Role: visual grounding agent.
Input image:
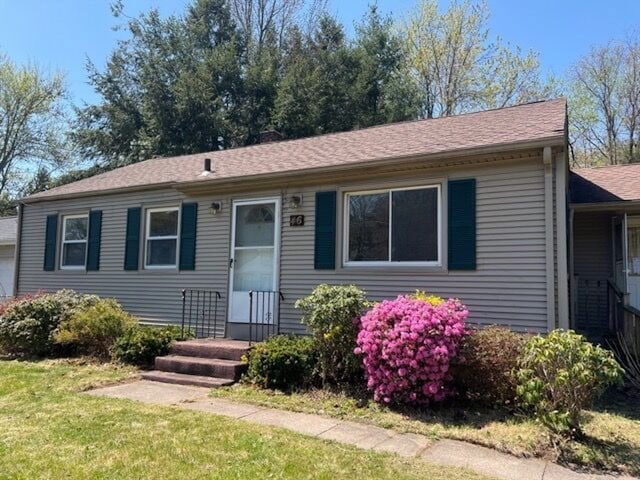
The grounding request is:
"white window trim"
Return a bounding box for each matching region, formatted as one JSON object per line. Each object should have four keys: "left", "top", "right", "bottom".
{"left": 60, "top": 214, "right": 89, "bottom": 270}
{"left": 343, "top": 184, "right": 442, "bottom": 267}
{"left": 144, "top": 206, "right": 180, "bottom": 269}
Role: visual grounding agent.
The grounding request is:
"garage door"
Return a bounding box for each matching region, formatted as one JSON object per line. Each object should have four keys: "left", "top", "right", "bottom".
{"left": 0, "top": 246, "right": 15, "bottom": 297}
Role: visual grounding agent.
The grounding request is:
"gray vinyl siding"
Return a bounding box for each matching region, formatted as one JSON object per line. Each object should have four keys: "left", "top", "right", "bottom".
{"left": 17, "top": 152, "right": 557, "bottom": 335}
{"left": 279, "top": 156, "right": 550, "bottom": 334}
{"left": 18, "top": 189, "right": 231, "bottom": 332}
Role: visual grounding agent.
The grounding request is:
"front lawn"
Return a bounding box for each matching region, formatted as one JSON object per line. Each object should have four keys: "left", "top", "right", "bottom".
{"left": 211, "top": 384, "right": 640, "bottom": 475}
{"left": 0, "top": 359, "right": 492, "bottom": 480}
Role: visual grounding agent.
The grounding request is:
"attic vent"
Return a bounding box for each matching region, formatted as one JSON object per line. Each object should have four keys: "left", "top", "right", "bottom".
{"left": 259, "top": 130, "right": 284, "bottom": 143}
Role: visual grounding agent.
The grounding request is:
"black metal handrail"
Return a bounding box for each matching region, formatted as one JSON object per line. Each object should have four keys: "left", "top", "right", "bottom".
{"left": 608, "top": 279, "right": 625, "bottom": 332}
{"left": 607, "top": 279, "right": 640, "bottom": 351}
{"left": 181, "top": 289, "right": 223, "bottom": 339}
{"left": 248, "top": 290, "right": 284, "bottom": 345}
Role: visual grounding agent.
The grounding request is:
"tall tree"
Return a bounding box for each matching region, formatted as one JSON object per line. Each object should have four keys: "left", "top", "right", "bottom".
{"left": 352, "top": 5, "right": 420, "bottom": 127}
{"left": 273, "top": 26, "right": 319, "bottom": 137}
{"left": 274, "top": 16, "right": 359, "bottom": 136}
{"left": 569, "top": 36, "right": 640, "bottom": 166}
{"left": 403, "top": 0, "right": 552, "bottom": 118}
{"left": 73, "top": 0, "right": 556, "bottom": 172}
{"left": 0, "top": 54, "right": 67, "bottom": 198}
{"left": 570, "top": 43, "right": 624, "bottom": 165}
{"left": 312, "top": 16, "right": 360, "bottom": 133}
{"left": 229, "top": 0, "right": 325, "bottom": 50}
{"left": 73, "top": 0, "right": 244, "bottom": 166}
{"left": 228, "top": 0, "right": 328, "bottom": 143}
{"left": 73, "top": 0, "right": 331, "bottom": 164}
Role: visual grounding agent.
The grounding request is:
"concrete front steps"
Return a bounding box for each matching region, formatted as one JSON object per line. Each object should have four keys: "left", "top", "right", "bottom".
{"left": 141, "top": 339, "right": 250, "bottom": 388}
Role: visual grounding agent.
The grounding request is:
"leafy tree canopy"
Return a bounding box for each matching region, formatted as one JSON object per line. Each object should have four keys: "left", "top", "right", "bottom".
{"left": 3, "top": 0, "right": 562, "bottom": 206}
{"left": 72, "top": 0, "right": 552, "bottom": 172}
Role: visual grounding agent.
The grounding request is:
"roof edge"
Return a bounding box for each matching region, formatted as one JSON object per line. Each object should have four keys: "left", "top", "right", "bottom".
{"left": 177, "top": 135, "right": 565, "bottom": 193}
{"left": 570, "top": 200, "right": 640, "bottom": 211}
{"left": 22, "top": 134, "right": 566, "bottom": 204}
{"left": 21, "top": 181, "right": 179, "bottom": 205}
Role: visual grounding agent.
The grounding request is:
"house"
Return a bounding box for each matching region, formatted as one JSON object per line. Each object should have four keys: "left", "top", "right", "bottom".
{"left": 15, "top": 99, "right": 572, "bottom": 342}
{"left": 570, "top": 164, "right": 640, "bottom": 343}
{"left": 0, "top": 216, "right": 17, "bottom": 298}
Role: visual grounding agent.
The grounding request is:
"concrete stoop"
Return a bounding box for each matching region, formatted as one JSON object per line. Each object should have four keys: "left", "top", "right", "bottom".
{"left": 141, "top": 339, "right": 250, "bottom": 388}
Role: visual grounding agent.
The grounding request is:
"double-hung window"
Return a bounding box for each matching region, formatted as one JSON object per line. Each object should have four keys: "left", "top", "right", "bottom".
{"left": 344, "top": 185, "right": 440, "bottom": 266}
{"left": 145, "top": 207, "right": 179, "bottom": 268}
{"left": 61, "top": 214, "right": 88, "bottom": 269}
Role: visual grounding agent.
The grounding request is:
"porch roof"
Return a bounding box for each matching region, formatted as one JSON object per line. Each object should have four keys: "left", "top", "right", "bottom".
{"left": 570, "top": 164, "right": 640, "bottom": 206}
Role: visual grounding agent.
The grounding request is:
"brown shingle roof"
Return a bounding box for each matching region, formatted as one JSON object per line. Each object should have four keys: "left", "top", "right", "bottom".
{"left": 25, "top": 98, "right": 567, "bottom": 202}
{"left": 571, "top": 164, "right": 640, "bottom": 203}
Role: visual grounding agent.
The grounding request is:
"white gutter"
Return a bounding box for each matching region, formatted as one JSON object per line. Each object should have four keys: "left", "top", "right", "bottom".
{"left": 555, "top": 151, "right": 569, "bottom": 329}
{"left": 543, "top": 146, "right": 556, "bottom": 331}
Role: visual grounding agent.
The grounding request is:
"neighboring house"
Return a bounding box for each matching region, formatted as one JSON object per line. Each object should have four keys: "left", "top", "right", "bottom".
{"left": 0, "top": 216, "right": 17, "bottom": 298}
{"left": 15, "top": 99, "right": 572, "bottom": 341}
{"left": 570, "top": 164, "right": 640, "bottom": 342}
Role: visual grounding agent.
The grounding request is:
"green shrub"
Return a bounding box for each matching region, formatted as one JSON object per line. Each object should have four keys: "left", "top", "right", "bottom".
{"left": 245, "top": 335, "right": 318, "bottom": 390}
{"left": 0, "top": 292, "right": 40, "bottom": 317}
{"left": 455, "top": 326, "right": 526, "bottom": 406}
{"left": 516, "top": 329, "right": 624, "bottom": 437}
{"left": 112, "top": 326, "right": 184, "bottom": 366}
{"left": 295, "top": 284, "right": 370, "bottom": 385}
{"left": 55, "top": 299, "right": 137, "bottom": 358}
{"left": 0, "top": 290, "right": 99, "bottom": 357}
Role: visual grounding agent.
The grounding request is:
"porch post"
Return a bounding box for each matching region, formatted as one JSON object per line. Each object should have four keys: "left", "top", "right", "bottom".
{"left": 556, "top": 152, "right": 570, "bottom": 329}
{"left": 569, "top": 208, "right": 576, "bottom": 328}
{"left": 623, "top": 213, "right": 629, "bottom": 299}
{"left": 543, "top": 147, "right": 556, "bottom": 331}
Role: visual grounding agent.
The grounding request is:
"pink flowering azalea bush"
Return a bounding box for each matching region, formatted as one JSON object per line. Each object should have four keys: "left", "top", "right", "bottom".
{"left": 355, "top": 295, "right": 469, "bottom": 405}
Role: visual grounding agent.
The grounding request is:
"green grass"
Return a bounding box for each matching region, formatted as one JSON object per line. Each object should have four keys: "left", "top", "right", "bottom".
{"left": 211, "top": 383, "right": 640, "bottom": 475}
{"left": 0, "top": 359, "right": 492, "bottom": 480}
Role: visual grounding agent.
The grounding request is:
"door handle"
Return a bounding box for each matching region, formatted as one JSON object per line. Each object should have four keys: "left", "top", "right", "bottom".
{"left": 229, "top": 258, "right": 234, "bottom": 268}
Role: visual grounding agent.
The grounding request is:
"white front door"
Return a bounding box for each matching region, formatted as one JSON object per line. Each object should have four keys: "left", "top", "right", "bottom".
{"left": 228, "top": 198, "right": 280, "bottom": 323}
{"left": 628, "top": 216, "right": 640, "bottom": 310}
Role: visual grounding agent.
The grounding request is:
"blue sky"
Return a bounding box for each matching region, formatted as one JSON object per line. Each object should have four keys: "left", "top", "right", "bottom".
{"left": 1, "top": 0, "right": 640, "bottom": 106}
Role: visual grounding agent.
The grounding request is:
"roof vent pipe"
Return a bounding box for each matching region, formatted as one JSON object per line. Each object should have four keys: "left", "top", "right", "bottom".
{"left": 199, "top": 158, "right": 213, "bottom": 177}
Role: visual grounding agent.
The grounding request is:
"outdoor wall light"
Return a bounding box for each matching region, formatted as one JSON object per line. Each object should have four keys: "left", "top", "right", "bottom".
{"left": 209, "top": 201, "right": 222, "bottom": 215}
{"left": 288, "top": 194, "right": 302, "bottom": 209}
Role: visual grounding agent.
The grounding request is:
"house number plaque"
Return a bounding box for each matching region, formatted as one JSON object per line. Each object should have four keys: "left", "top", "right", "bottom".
{"left": 289, "top": 215, "right": 305, "bottom": 226}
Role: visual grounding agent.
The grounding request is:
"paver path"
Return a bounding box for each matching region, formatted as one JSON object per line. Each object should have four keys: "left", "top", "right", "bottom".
{"left": 87, "top": 380, "right": 636, "bottom": 480}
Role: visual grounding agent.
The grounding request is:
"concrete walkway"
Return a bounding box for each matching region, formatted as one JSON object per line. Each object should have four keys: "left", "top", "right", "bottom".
{"left": 87, "top": 380, "right": 635, "bottom": 480}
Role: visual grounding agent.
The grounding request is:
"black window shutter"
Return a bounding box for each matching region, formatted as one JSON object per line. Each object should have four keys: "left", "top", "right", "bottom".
{"left": 86, "top": 210, "right": 103, "bottom": 271}
{"left": 124, "top": 207, "right": 141, "bottom": 271}
{"left": 314, "top": 191, "right": 337, "bottom": 270}
{"left": 179, "top": 202, "right": 198, "bottom": 271}
{"left": 43, "top": 214, "right": 58, "bottom": 271}
{"left": 448, "top": 179, "right": 476, "bottom": 270}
